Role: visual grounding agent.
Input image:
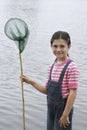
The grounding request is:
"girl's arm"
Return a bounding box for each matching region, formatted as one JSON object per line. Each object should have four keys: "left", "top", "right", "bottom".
{"left": 59, "top": 89, "right": 77, "bottom": 128}
{"left": 20, "top": 75, "right": 47, "bottom": 94}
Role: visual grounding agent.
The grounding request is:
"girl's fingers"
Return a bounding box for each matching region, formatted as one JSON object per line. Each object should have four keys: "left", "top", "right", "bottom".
{"left": 63, "top": 122, "right": 70, "bottom": 128}
{"left": 58, "top": 118, "right": 70, "bottom": 128}
{"left": 20, "top": 75, "right": 25, "bottom": 81}
{"left": 58, "top": 120, "right": 62, "bottom": 128}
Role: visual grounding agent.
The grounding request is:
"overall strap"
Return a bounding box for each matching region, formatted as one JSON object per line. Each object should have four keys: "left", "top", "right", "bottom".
{"left": 58, "top": 60, "right": 72, "bottom": 84}
{"left": 49, "top": 61, "right": 55, "bottom": 80}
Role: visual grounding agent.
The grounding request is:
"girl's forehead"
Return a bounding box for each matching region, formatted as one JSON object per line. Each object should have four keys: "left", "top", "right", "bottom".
{"left": 52, "top": 39, "right": 68, "bottom": 44}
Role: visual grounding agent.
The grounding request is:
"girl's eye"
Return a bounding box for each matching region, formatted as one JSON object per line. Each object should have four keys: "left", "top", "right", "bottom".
{"left": 60, "top": 45, "right": 65, "bottom": 48}
{"left": 52, "top": 45, "right": 65, "bottom": 48}
{"left": 53, "top": 45, "right": 58, "bottom": 48}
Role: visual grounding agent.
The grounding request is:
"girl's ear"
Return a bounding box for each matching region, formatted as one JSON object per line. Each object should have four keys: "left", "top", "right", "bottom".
{"left": 68, "top": 44, "right": 71, "bottom": 49}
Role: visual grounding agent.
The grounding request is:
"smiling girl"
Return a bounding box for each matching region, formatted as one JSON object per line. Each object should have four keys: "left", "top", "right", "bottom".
{"left": 20, "top": 31, "right": 79, "bottom": 130}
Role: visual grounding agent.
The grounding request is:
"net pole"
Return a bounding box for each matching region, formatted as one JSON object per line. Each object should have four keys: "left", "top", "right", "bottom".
{"left": 19, "top": 52, "right": 26, "bottom": 130}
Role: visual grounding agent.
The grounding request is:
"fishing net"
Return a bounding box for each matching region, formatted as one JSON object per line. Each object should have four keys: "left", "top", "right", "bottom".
{"left": 4, "top": 18, "right": 30, "bottom": 130}
{"left": 4, "top": 18, "right": 29, "bottom": 53}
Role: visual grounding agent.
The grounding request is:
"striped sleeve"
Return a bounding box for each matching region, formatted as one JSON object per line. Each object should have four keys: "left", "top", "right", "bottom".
{"left": 67, "top": 62, "right": 79, "bottom": 89}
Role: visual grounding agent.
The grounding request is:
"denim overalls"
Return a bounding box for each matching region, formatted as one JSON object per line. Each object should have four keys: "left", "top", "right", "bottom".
{"left": 46, "top": 60, "right": 73, "bottom": 130}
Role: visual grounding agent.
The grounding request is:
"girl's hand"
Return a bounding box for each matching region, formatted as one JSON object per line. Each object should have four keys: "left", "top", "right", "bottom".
{"left": 20, "top": 75, "right": 32, "bottom": 84}
{"left": 58, "top": 114, "right": 70, "bottom": 128}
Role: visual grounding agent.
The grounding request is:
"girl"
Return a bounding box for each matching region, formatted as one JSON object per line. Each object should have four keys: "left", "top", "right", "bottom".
{"left": 20, "top": 31, "right": 79, "bottom": 130}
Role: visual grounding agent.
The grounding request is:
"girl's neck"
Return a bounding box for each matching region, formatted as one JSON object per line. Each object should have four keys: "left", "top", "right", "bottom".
{"left": 56, "top": 56, "right": 69, "bottom": 64}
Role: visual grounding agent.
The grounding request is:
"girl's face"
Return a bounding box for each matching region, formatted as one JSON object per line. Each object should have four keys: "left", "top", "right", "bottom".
{"left": 51, "top": 39, "right": 71, "bottom": 61}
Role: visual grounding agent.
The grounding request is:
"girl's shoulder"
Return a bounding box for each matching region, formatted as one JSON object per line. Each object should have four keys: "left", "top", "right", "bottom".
{"left": 67, "top": 59, "right": 79, "bottom": 73}
{"left": 68, "top": 60, "right": 78, "bottom": 68}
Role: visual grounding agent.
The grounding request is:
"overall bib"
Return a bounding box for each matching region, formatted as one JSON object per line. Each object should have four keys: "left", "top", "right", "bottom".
{"left": 46, "top": 60, "right": 73, "bottom": 130}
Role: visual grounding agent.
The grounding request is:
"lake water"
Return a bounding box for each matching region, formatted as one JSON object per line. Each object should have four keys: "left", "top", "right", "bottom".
{"left": 0, "top": 0, "right": 87, "bottom": 130}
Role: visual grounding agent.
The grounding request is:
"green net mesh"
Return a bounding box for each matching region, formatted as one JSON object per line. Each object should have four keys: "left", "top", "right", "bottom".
{"left": 4, "top": 18, "right": 29, "bottom": 53}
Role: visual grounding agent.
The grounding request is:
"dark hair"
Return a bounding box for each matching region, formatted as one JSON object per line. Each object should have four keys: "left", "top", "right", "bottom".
{"left": 50, "top": 31, "right": 71, "bottom": 46}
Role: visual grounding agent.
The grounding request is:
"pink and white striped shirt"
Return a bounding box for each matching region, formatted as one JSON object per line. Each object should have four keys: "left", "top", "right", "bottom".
{"left": 46, "top": 58, "right": 79, "bottom": 98}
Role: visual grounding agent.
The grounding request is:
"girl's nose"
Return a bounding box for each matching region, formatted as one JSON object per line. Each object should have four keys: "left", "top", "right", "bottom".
{"left": 56, "top": 47, "right": 61, "bottom": 51}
